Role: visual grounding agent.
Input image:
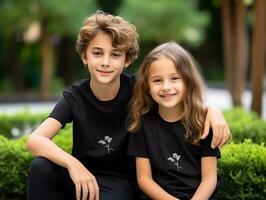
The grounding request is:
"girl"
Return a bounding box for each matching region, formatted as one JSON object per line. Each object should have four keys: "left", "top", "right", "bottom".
{"left": 127, "top": 42, "right": 220, "bottom": 200}
{"left": 26, "top": 11, "right": 228, "bottom": 200}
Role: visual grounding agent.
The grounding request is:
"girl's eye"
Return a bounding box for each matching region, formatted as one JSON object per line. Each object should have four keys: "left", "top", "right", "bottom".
{"left": 171, "top": 76, "right": 180, "bottom": 81}
{"left": 153, "top": 79, "right": 161, "bottom": 83}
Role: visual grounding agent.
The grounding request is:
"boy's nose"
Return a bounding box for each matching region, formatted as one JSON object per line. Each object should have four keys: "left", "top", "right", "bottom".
{"left": 102, "top": 55, "right": 110, "bottom": 67}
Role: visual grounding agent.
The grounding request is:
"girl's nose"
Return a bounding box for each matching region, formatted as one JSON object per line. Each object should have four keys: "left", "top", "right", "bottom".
{"left": 162, "top": 80, "right": 171, "bottom": 90}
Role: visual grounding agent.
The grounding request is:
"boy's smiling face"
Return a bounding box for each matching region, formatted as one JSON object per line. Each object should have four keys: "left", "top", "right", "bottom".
{"left": 82, "top": 31, "right": 128, "bottom": 86}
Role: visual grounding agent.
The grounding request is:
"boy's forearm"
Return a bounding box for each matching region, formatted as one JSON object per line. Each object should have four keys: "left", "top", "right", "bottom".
{"left": 26, "top": 118, "right": 75, "bottom": 169}
{"left": 26, "top": 134, "right": 73, "bottom": 169}
{"left": 204, "top": 106, "right": 231, "bottom": 148}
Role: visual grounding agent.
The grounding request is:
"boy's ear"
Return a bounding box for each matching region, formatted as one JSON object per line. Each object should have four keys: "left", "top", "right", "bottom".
{"left": 124, "top": 61, "right": 131, "bottom": 69}
{"left": 81, "top": 53, "right": 87, "bottom": 64}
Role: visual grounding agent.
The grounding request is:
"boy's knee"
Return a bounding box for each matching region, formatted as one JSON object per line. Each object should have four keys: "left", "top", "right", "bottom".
{"left": 29, "top": 157, "right": 56, "bottom": 178}
{"left": 27, "top": 157, "right": 60, "bottom": 199}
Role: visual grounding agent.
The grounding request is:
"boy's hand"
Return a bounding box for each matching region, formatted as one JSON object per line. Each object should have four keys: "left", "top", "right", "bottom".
{"left": 201, "top": 106, "right": 231, "bottom": 148}
{"left": 67, "top": 157, "right": 99, "bottom": 200}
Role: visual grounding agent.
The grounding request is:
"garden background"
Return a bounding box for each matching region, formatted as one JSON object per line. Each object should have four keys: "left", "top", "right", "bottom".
{"left": 0, "top": 0, "right": 265, "bottom": 199}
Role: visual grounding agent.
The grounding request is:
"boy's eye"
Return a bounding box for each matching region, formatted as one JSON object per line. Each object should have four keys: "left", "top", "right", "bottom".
{"left": 112, "top": 52, "right": 122, "bottom": 57}
{"left": 92, "top": 51, "right": 102, "bottom": 56}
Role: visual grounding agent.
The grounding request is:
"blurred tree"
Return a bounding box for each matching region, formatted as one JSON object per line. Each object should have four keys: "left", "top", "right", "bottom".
{"left": 119, "top": 0, "right": 210, "bottom": 47}
{"left": 221, "top": 0, "right": 266, "bottom": 116}
{"left": 27, "top": 0, "right": 97, "bottom": 99}
{"left": 193, "top": 0, "right": 224, "bottom": 81}
{"left": 0, "top": 0, "right": 97, "bottom": 99}
{"left": 0, "top": 0, "right": 30, "bottom": 93}
{"left": 97, "top": 0, "right": 122, "bottom": 14}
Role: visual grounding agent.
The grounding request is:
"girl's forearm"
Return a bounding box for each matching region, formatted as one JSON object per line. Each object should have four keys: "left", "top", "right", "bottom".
{"left": 191, "top": 176, "right": 217, "bottom": 200}
{"left": 138, "top": 176, "right": 178, "bottom": 200}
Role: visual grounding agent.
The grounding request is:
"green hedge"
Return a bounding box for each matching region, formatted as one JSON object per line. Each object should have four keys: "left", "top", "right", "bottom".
{"left": 0, "top": 128, "right": 72, "bottom": 197}
{"left": 224, "top": 107, "right": 266, "bottom": 144}
{"left": 1, "top": 108, "right": 266, "bottom": 143}
{"left": 0, "top": 134, "right": 265, "bottom": 199}
{"left": 218, "top": 140, "right": 266, "bottom": 199}
{"left": 0, "top": 111, "right": 47, "bottom": 139}
{"left": 0, "top": 136, "right": 32, "bottom": 195}
{"left": 0, "top": 108, "right": 266, "bottom": 198}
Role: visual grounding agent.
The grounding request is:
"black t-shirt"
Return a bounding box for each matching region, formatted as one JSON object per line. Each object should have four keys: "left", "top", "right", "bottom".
{"left": 127, "top": 112, "right": 220, "bottom": 199}
{"left": 49, "top": 73, "right": 136, "bottom": 180}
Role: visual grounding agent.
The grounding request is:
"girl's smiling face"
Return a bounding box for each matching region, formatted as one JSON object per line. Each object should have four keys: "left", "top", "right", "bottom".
{"left": 148, "top": 55, "right": 185, "bottom": 115}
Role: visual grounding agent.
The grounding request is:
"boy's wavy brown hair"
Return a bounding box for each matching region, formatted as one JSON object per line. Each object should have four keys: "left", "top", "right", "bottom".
{"left": 76, "top": 10, "right": 139, "bottom": 64}
{"left": 127, "top": 42, "right": 207, "bottom": 144}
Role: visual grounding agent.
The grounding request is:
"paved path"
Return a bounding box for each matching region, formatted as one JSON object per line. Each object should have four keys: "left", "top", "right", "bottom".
{"left": 0, "top": 88, "right": 265, "bottom": 119}
{"left": 205, "top": 88, "right": 266, "bottom": 119}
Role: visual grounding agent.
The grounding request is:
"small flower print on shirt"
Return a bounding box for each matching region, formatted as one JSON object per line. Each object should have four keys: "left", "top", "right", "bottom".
{"left": 98, "top": 135, "right": 114, "bottom": 154}
{"left": 167, "top": 153, "right": 183, "bottom": 171}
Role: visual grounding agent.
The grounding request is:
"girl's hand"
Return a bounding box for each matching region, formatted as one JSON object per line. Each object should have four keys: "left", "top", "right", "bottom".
{"left": 201, "top": 106, "right": 231, "bottom": 148}
{"left": 67, "top": 157, "right": 99, "bottom": 200}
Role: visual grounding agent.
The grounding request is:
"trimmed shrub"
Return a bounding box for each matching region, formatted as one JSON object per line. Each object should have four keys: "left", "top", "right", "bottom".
{"left": 0, "top": 127, "right": 72, "bottom": 197}
{"left": 224, "top": 107, "right": 266, "bottom": 144}
{"left": 218, "top": 140, "right": 266, "bottom": 199}
{"left": 0, "top": 108, "right": 266, "bottom": 199}
{"left": 0, "top": 135, "right": 32, "bottom": 195}
{"left": 0, "top": 135, "right": 265, "bottom": 199}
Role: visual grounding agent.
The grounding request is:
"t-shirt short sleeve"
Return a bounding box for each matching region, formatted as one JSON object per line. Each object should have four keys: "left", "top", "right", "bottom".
{"left": 200, "top": 129, "right": 221, "bottom": 158}
{"left": 48, "top": 96, "right": 73, "bottom": 128}
{"left": 127, "top": 125, "right": 149, "bottom": 158}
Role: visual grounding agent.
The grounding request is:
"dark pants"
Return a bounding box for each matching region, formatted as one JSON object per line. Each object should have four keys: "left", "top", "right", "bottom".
{"left": 26, "top": 157, "right": 141, "bottom": 200}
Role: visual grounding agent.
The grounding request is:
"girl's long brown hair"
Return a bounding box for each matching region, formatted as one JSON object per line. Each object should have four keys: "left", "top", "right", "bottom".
{"left": 127, "top": 41, "right": 207, "bottom": 144}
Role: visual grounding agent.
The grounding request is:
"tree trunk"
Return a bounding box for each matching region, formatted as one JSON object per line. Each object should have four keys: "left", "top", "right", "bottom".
{"left": 221, "top": 0, "right": 247, "bottom": 106}
{"left": 221, "top": 0, "right": 233, "bottom": 95}
{"left": 40, "top": 19, "right": 55, "bottom": 100}
{"left": 232, "top": 0, "right": 247, "bottom": 105}
{"left": 251, "top": 0, "right": 266, "bottom": 115}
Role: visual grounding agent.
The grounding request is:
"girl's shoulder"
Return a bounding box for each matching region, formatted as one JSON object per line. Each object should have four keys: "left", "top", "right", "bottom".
{"left": 141, "top": 110, "right": 158, "bottom": 125}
